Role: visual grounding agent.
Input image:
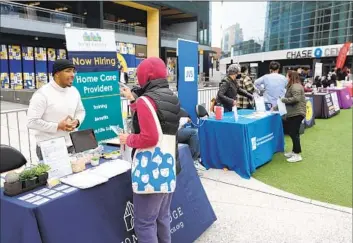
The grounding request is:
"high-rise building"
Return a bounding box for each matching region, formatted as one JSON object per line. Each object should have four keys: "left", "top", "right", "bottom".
{"left": 221, "top": 23, "right": 243, "bottom": 56}
{"left": 264, "top": 1, "right": 353, "bottom": 51}
{"left": 220, "top": 1, "right": 353, "bottom": 77}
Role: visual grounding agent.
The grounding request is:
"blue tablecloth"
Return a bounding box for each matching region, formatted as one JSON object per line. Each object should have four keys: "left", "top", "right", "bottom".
{"left": 1, "top": 145, "right": 216, "bottom": 243}
{"left": 199, "top": 109, "right": 284, "bottom": 179}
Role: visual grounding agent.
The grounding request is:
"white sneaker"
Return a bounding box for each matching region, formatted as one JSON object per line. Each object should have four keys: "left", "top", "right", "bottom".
{"left": 287, "top": 154, "right": 303, "bottom": 163}
{"left": 194, "top": 160, "right": 207, "bottom": 171}
{"left": 284, "top": 152, "right": 295, "bottom": 158}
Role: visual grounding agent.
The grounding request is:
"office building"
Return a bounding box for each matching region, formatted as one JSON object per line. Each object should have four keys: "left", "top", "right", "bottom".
{"left": 221, "top": 1, "right": 353, "bottom": 77}
{"left": 221, "top": 23, "right": 243, "bottom": 56}
{"left": 0, "top": 1, "right": 213, "bottom": 103}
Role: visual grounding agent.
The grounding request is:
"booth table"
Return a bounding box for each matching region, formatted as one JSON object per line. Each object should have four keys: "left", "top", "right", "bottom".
{"left": 1, "top": 145, "right": 216, "bottom": 243}
{"left": 343, "top": 83, "right": 353, "bottom": 97}
{"left": 305, "top": 93, "right": 340, "bottom": 118}
{"left": 199, "top": 109, "right": 284, "bottom": 179}
{"left": 327, "top": 87, "right": 352, "bottom": 109}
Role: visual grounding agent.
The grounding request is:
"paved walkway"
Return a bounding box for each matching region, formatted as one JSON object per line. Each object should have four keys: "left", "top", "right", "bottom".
{"left": 196, "top": 169, "right": 352, "bottom": 243}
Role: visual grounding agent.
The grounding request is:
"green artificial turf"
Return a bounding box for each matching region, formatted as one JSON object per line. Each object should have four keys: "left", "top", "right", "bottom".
{"left": 253, "top": 109, "right": 353, "bottom": 208}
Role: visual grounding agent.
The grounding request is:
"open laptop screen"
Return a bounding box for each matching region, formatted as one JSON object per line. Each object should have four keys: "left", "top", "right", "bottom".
{"left": 70, "top": 129, "right": 98, "bottom": 153}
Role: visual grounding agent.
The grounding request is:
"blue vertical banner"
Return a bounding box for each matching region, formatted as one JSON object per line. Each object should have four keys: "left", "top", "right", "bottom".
{"left": 8, "top": 45, "right": 23, "bottom": 90}
{"left": 177, "top": 39, "right": 199, "bottom": 123}
{"left": 47, "top": 48, "right": 56, "bottom": 82}
{"left": 65, "top": 27, "right": 123, "bottom": 142}
{"left": 21, "top": 46, "right": 35, "bottom": 89}
{"left": 35, "top": 47, "right": 48, "bottom": 89}
{"left": 0, "top": 44, "right": 10, "bottom": 88}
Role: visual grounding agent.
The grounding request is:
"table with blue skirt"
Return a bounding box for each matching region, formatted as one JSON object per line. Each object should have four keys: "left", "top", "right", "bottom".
{"left": 199, "top": 109, "right": 284, "bottom": 179}
{"left": 1, "top": 145, "right": 216, "bottom": 243}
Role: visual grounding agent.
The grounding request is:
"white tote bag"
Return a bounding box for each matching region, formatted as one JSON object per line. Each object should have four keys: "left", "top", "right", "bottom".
{"left": 131, "top": 96, "right": 177, "bottom": 194}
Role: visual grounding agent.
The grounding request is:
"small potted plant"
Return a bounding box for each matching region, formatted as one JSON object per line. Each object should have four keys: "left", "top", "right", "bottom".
{"left": 91, "top": 156, "right": 99, "bottom": 166}
{"left": 20, "top": 168, "right": 37, "bottom": 188}
{"left": 4, "top": 172, "right": 22, "bottom": 195}
{"left": 35, "top": 164, "right": 50, "bottom": 184}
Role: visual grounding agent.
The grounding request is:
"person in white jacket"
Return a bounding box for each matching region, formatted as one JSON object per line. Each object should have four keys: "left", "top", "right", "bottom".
{"left": 27, "top": 59, "right": 85, "bottom": 160}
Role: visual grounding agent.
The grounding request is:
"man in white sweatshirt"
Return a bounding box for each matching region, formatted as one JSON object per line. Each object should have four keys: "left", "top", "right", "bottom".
{"left": 27, "top": 59, "right": 86, "bottom": 160}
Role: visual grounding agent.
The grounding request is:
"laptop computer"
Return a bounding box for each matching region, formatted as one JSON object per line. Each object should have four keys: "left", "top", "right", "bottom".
{"left": 70, "top": 129, "right": 98, "bottom": 153}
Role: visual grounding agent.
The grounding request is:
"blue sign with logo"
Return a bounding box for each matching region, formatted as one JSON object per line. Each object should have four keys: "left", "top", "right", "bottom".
{"left": 314, "top": 48, "right": 323, "bottom": 58}
{"left": 177, "top": 39, "right": 199, "bottom": 123}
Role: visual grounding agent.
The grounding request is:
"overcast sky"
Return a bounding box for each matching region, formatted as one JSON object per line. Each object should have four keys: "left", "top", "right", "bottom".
{"left": 211, "top": 2, "right": 268, "bottom": 47}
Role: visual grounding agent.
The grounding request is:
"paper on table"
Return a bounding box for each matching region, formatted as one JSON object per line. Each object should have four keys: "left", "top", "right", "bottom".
{"left": 63, "top": 187, "right": 78, "bottom": 193}
{"left": 40, "top": 137, "right": 73, "bottom": 179}
{"left": 255, "top": 96, "right": 266, "bottom": 112}
{"left": 34, "top": 188, "right": 49, "bottom": 195}
{"left": 48, "top": 192, "right": 64, "bottom": 199}
{"left": 88, "top": 159, "right": 131, "bottom": 179}
{"left": 60, "top": 170, "right": 108, "bottom": 189}
{"left": 54, "top": 185, "right": 70, "bottom": 191}
{"left": 277, "top": 98, "right": 287, "bottom": 116}
{"left": 26, "top": 195, "right": 43, "bottom": 203}
{"left": 41, "top": 190, "right": 57, "bottom": 197}
{"left": 33, "top": 198, "right": 50, "bottom": 205}
{"left": 18, "top": 193, "right": 35, "bottom": 201}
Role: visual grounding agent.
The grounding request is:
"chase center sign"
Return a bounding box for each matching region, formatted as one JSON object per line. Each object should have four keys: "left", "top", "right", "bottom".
{"left": 286, "top": 44, "right": 353, "bottom": 59}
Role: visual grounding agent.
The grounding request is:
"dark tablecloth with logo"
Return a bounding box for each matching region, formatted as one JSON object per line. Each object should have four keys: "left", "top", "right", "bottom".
{"left": 305, "top": 93, "right": 340, "bottom": 118}
{"left": 199, "top": 109, "right": 284, "bottom": 179}
{"left": 0, "top": 145, "right": 216, "bottom": 243}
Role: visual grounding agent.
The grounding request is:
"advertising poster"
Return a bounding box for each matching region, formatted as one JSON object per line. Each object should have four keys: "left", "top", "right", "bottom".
{"left": 117, "top": 42, "right": 137, "bottom": 83}
{"left": 35, "top": 47, "right": 48, "bottom": 88}
{"left": 65, "top": 27, "right": 123, "bottom": 142}
{"left": 56, "top": 49, "right": 67, "bottom": 60}
{"left": 167, "top": 57, "right": 177, "bottom": 82}
{"left": 0, "top": 44, "right": 10, "bottom": 88}
{"left": 47, "top": 48, "right": 56, "bottom": 82}
{"left": 21, "top": 46, "right": 35, "bottom": 89}
{"left": 8, "top": 45, "right": 23, "bottom": 90}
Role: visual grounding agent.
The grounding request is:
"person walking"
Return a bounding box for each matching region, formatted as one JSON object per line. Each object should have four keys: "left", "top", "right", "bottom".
{"left": 274, "top": 70, "right": 306, "bottom": 163}
{"left": 119, "top": 57, "right": 181, "bottom": 243}
{"left": 27, "top": 59, "right": 85, "bottom": 160}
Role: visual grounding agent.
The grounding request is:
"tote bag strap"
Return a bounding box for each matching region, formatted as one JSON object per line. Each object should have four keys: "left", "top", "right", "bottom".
{"left": 139, "top": 96, "right": 163, "bottom": 141}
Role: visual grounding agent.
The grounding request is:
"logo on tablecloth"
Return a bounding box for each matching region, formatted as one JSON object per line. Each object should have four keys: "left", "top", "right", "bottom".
{"left": 124, "top": 201, "right": 134, "bottom": 232}
{"left": 251, "top": 137, "right": 257, "bottom": 150}
{"left": 251, "top": 133, "right": 274, "bottom": 151}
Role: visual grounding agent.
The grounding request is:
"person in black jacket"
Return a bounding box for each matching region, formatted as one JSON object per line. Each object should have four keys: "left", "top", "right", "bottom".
{"left": 216, "top": 64, "right": 253, "bottom": 112}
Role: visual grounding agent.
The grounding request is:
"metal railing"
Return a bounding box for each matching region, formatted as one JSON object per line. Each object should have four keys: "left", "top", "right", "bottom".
{"left": 0, "top": 1, "right": 86, "bottom": 27}
{"left": 103, "top": 20, "right": 146, "bottom": 37}
{"left": 161, "top": 30, "right": 197, "bottom": 41}
{"left": 0, "top": 87, "right": 218, "bottom": 166}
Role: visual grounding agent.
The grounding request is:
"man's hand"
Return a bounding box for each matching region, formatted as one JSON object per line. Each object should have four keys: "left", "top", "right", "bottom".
{"left": 69, "top": 119, "right": 79, "bottom": 128}
{"left": 58, "top": 116, "right": 75, "bottom": 132}
{"left": 233, "top": 100, "right": 237, "bottom": 106}
{"left": 119, "top": 133, "right": 129, "bottom": 145}
{"left": 121, "top": 87, "right": 135, "bottom": 101}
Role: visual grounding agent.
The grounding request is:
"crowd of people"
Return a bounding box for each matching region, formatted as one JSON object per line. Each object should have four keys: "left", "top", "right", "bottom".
{"left": 213, "top": 61, "right": 307, "bottom": 163}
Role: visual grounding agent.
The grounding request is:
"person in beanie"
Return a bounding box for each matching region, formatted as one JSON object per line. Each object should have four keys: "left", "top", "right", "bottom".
{"left": 119, "top": 57, "right": 180, "bottom": 243}
{"left": 216, "top": 64, "right": 253, "bottom": 112}
{"left": 27, "top": 59, "right": 85, "bottom": 160}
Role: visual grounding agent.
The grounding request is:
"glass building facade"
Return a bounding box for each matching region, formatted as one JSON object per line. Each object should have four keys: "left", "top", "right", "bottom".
{"left": 264, "top": 1, "right": 353, "bottom": 52}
